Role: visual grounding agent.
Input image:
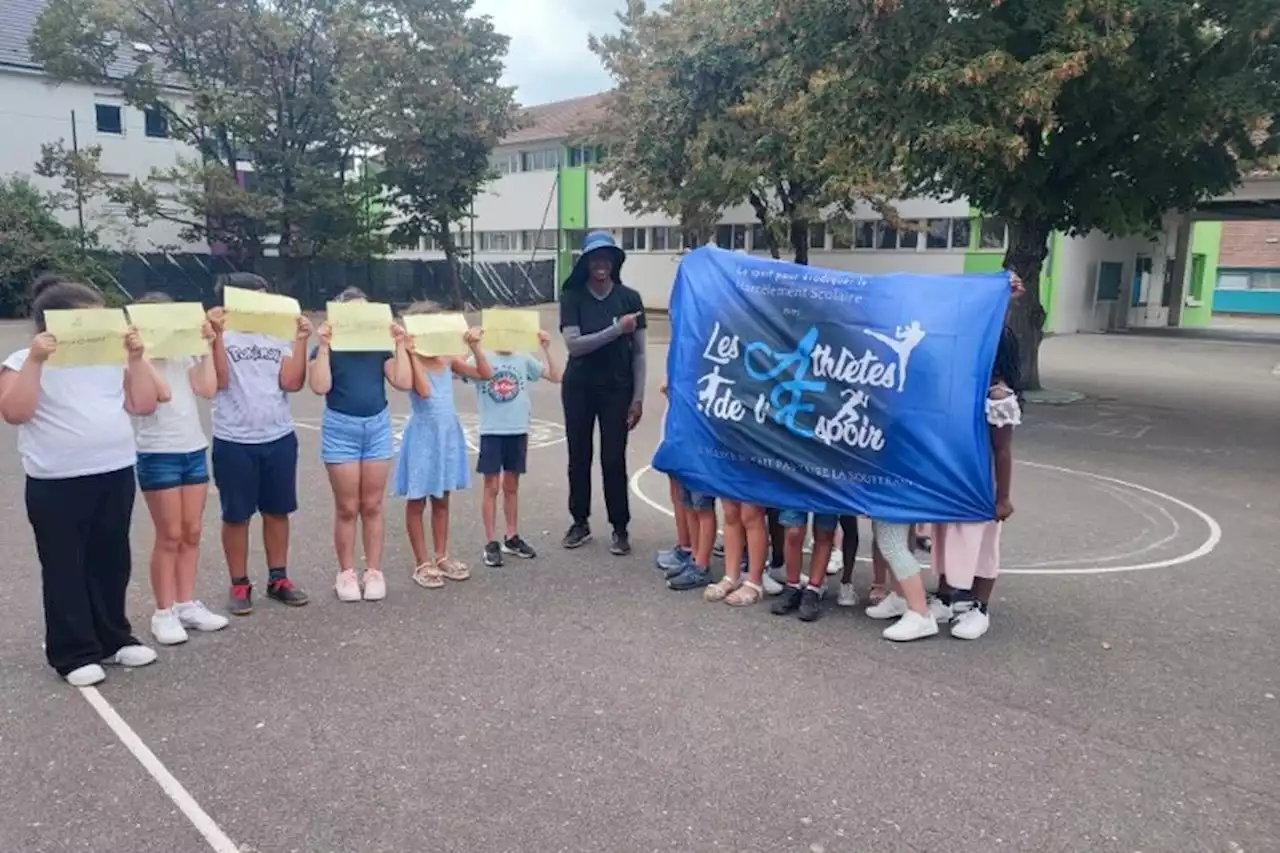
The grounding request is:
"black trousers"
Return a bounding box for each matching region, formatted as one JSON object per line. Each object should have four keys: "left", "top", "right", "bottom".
{"left": 562, "top": 380, "right": 632, "bottom": 530}
{"left": 26, "top": 467, "right": 139, "bottom": 676}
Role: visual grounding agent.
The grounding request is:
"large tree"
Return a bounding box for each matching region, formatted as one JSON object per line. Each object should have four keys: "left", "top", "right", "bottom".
{"left": 30, "top": 0, "right": 390, "bottom": 289}
{"left": 366, "top": 0, "right": 520, "bottom": 309}
{"left": 785, "top": 0, "right": 1280, "bottom": 387}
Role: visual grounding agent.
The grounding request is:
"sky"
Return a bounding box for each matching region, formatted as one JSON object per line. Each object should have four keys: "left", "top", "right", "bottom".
{"left": 471, "top": 0, "right": 626, "bottom": 106}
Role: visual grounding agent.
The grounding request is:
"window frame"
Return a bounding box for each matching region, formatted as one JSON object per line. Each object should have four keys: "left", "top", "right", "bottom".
{"left": 143, "top": 107, "right": 168, "bottom": 139}
{"left": 95, "top": 103, "right": 123, "bottom": 135}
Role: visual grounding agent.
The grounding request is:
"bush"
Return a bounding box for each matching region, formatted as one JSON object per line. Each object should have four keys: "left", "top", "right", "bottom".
{"left": 0, "top": 176, "right": 106, "bottom": 317}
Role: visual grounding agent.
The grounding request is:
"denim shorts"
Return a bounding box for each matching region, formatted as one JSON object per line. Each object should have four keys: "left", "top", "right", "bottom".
{"left": 680, "top": 484, "right": 716, "bottom": 511}
{"left": 136, "top": 450, "right": 209, "bottom": 492}
{"left": 212, "top": 433, "right": 298, "bottom": 523}
{"left": 320, "top": 407, "right": 393, "bottom": 464}
{"left": 778, "top": 510, "right": 839, "bottom": 532}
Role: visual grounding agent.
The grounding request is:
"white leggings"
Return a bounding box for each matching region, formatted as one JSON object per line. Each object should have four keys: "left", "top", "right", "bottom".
{"left": 872, "top": 521, "right": 921, "bottom": 581}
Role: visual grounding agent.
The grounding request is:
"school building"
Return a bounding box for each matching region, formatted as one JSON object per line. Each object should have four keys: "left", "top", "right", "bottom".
{"left": 391, "top": 93, "right": 1280, "bottom": 332}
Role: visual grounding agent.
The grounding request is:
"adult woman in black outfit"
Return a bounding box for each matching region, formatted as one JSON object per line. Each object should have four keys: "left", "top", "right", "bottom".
{"left": 558, "top": 231, "right": 647, "bottom": 555}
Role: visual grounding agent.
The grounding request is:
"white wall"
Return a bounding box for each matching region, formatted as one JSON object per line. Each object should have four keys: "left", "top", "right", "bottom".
{"left": 1050, "top": 220, "right": 1180, "bottom": 334}
{"left": 0, "top": 68, "right": 202, "bottom": 252}
{"left": 471, "top": 170, "right": 558, "bottom": 232}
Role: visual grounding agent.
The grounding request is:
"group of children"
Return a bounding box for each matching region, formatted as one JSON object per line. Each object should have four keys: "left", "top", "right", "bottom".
{"left": 651, "top": 322, "right": 1022, "bottom": 643}
{"left": 1, "top": 273, "right": 559, "bottom": 688}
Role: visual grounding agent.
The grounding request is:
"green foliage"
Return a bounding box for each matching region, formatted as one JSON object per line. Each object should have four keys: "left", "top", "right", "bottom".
{"left": 780, "top": 0, "right": 1280, "bottom": 385}
{"left": 30, "top": 0, "right": 393, "bottom": 276}
{"left": 367, "top": 0, "right": 520, "bottom": 307}
{"left": 0, "top": 176, "right": 118, "bottom": 316}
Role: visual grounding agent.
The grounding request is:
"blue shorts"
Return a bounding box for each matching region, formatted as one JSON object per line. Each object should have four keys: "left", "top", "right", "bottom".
{"left": 778, "top": 510, "right": 839, "bottom": 532}
{"left": 681, "top": 485, "right": 716, "bottom": 511}
{"left": 477, "top": 434, "right": 528, "bottom": 475}
{"left": 136, "top": 450, "right": 209, "bottom": 492}
{"left": 321, "top": 407, "right": 393, "bottom": 464}
{"left": 211, "top": 432, "right": 299, "bottom": 523}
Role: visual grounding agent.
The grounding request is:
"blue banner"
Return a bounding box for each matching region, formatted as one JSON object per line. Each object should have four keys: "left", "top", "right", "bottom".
{"left": 652, "top": 248, "right": 1011, "bottom": 523}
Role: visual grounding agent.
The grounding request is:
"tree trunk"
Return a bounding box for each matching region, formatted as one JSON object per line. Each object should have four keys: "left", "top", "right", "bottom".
{"left": 746, "top": 193, "right": 782, "bottom": 259}
{"left": 790, "top": 217, "right": 809, "bottom": 266}
{"left": 440, "top": 239, "right": 464, "bottom": 311}
{"left": 1002, "top": 220, "right": 1051, "bottom": 391}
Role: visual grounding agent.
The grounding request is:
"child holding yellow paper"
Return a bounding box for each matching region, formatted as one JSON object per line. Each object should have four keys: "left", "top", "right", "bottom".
{"left": 463, "top": 328, "right": 562, "bottom": 568}
{"left": 209, "top": 272, "right": 312, "bottom": 615}
{"left": 130, "top": 293, "right": 229, "bottom": 646}
{"left": 393, "top": 301, "right": 492, "bottom": 588}
{"left": 310, "top": 287, "right": 414, "bottom": 603}
{"left": 0, "top": 275, "right": 165, "bottom": 687}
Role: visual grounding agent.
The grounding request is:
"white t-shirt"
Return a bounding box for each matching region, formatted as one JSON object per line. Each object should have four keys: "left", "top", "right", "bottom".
{"left": 211, "top": 331, "right": 294, "bottom": 444}
{"left": 132, "top": 357, "right": 209, "bottom": 454}
{"left": 2, "top": 348, "right": 137, "bottom": 479}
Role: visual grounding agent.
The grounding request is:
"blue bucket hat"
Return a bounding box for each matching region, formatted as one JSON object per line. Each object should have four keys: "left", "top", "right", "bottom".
{"left": 563, "top": 230, "right": 626, "bottom": 291}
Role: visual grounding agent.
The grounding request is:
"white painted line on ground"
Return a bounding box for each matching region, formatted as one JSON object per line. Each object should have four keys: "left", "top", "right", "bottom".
{"left": 78, "top": 686, "right": 241, "bottom": 853}
{"left": 628, "top": 461, "right": 1223, "bottom": 576}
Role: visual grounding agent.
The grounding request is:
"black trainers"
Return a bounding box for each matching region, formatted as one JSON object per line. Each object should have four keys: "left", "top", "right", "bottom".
{"left": 562, "top": 522, "right": 591, "bottom": 549}
{"left": 771, "top": 585, "right": 803, "bottom": 616}
{"left": 502, "top": 535, "right": 537, "bottom": 559}
{"left": 483, "top": 541, "right": 503, "bottom": 567}
{"left": 798, "top": 587, "right": 822, "bottom": 622}
{"left": 266, "top": 576, "right": 309, "bottom": 607}
{"left": 610, "top": 529, "right": 631, "bottom": 556}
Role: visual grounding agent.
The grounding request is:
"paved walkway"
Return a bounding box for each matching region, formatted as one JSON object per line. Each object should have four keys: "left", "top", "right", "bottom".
{"left": 0, "top": 319, "right": 1276, "bottom": 853}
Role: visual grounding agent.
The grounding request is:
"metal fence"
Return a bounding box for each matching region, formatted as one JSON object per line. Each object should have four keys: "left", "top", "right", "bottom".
{"left": 103, "top": 253, "right": 556, "bottom": 311}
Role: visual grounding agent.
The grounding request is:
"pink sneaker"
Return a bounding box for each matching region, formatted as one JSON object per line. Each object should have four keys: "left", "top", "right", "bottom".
{"left": 335, "top": 569, "right": 361, "bottom": 602}
{"left": 362, "top": 569, "right": 387, "bottom": 601}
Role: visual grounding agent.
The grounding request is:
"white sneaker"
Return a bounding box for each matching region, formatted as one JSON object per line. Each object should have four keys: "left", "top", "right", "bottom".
{"left": 176, "top": 601, "right": 229, "bottom": 632}
{"left": 150, "top": 609, "right": 189, "bottom": 646}
{"left": 882, "top": 610, "right": 940, "bottom": 642}
{"left": 761, "top": 573, "right": 784, "bottom": 596}
{"left": 335, "top": 569, "right": 361, "bottom": 602}
{"left": 103, "top": 645, "right": 158, "bottom": 667}
{"left": 950, "top": 607, "right": 991, "bottom": 640}
{"left": 865, "top": 591, "right": 907, "bottom": 620}
{"left": 928, "top": 597, "right": 953, "bottom": 623}
{"left": 362, "top": 569, "right": 387, "bottom": 601}
{"left": 826, "top": 549, "right": 843, "bottom": 575}
{"left": 65, "top": 664, "right": 106, "bottom": 687}
{"left": 837, "top": 582, "right": 859, "bottom": 607}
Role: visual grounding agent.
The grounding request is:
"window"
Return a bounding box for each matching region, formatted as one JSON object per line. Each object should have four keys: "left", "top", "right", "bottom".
{"left": 621, "top": 227, "right": 647, "bottom": 251}
{"left": 567, "top": 146, "right": 605, "bottom": 167}
{"left": 520, "top": 147, "right": 559, "bottom": 172}
{"left": 490, "top": 152, "right": 519, "bottom": 175}
{"left": 479, "top": 231, "right": 517, "bottom": 251}
{"left": 1096, "top": 261, "right": 1123, "bottom": 301}
{"left": 715, "top": 224, "right": 747, "bottom": 250}
{"left": 876, "top": 222, "right": 898, "bottom": 249}
{"left": 563, "top": 229, "right": 587, "bottom": 250}
{"left": 853, "top": 220, "right": 875, "bottom": 249}
{"left": 924, "top": 219, "right": 950, "bottom": 249}
{"left": 521, "top": 230, "right": 557, "bottom": 251}
{"left": 951, "top": 218, "right": 972, "bottom": 249}
{"left": 830, "top": 217, "right": 854, "bottom": 250}
{"left": 898, "top": 222, "right": 921, "bottom": 250}
{"left": 1218, "top": 269, "right": 1280, "bottom": 290}
{"left": 650, "top": 226, "right": 682, "bottom": 252}
{"left": 979, "top": 217, "right": 1008, "bottom": 250}
{"left": 95, "top": 103, "right": 123, "bottom": 134}
{"left": 750, "top": 223, "right": 771, "bottom": 253}
{"left": 808, "top": 223, "right": 826, "bottom": 250}
{"left": 144, "top": 107, "right": 168, "bottom": 139}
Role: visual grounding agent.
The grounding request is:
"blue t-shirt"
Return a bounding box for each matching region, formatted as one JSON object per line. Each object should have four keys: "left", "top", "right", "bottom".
{"left": 311, "top": 347, "right": 390, "bottom": 417}
{"left": 466, "top": 352, "right": 543, "bottom": 435}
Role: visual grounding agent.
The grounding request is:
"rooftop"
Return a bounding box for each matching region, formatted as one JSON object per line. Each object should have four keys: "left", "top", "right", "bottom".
{"left": 0, "top": 0, "right": 45, "bottom": 71}
{"left": 501, "top": 92, "right": 613, "bottom": 146}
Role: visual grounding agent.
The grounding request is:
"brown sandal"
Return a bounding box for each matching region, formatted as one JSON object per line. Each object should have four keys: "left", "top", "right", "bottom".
{"left": 703, "top": 576, "right": 741, "bottom": 602}
{"left": 412, "top": 562, "right": 444, "bottom": 589}
{"left": 726, "top": 581, "right": 763, "bottom": 607}
{"left": 436, "top": 556, "right": 470, "bottom": 582}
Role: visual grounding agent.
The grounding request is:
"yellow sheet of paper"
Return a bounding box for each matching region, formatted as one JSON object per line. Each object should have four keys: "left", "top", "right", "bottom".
{"left": 224, "top": 286, "right": 299, "bottom": 340}
{"left": 45, "top": 308, "right": 129, "bottom": 367}
{"left": 328, "top": 301, "right": 393, "bottom": 352}
{"left": 127, "top": 302, "right": 209, "bottom": 360}
{"left": 403, "top": 313, "right": 469, "bottom": 357}
{"left": 482, "top": 308, "right": 541, "bottom": 353}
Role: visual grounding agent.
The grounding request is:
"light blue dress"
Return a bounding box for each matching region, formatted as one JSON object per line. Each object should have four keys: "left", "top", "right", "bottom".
{"left": 393, "top": 368, "right": 470, "bottom": 499}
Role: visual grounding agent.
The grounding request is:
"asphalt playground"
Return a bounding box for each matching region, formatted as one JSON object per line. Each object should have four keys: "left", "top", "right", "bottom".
{"left": 0, "top": 307, "right": 1277, "bottom": 853}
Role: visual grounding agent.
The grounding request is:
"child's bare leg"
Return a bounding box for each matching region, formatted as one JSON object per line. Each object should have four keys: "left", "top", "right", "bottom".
{"left": 808, "top": 525, "right": 836, "bottom": 589}
{"left": 406, "top": 499, "right": 430, "bottom": 566}
{"left": 741, "top": 504, "right": 768, "bottom": 587}
{"left": 721, "top": 500, "right": 745, "bottom": 583}
{"left": 784, "top": 525, "right": 806, "bottom": 586}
